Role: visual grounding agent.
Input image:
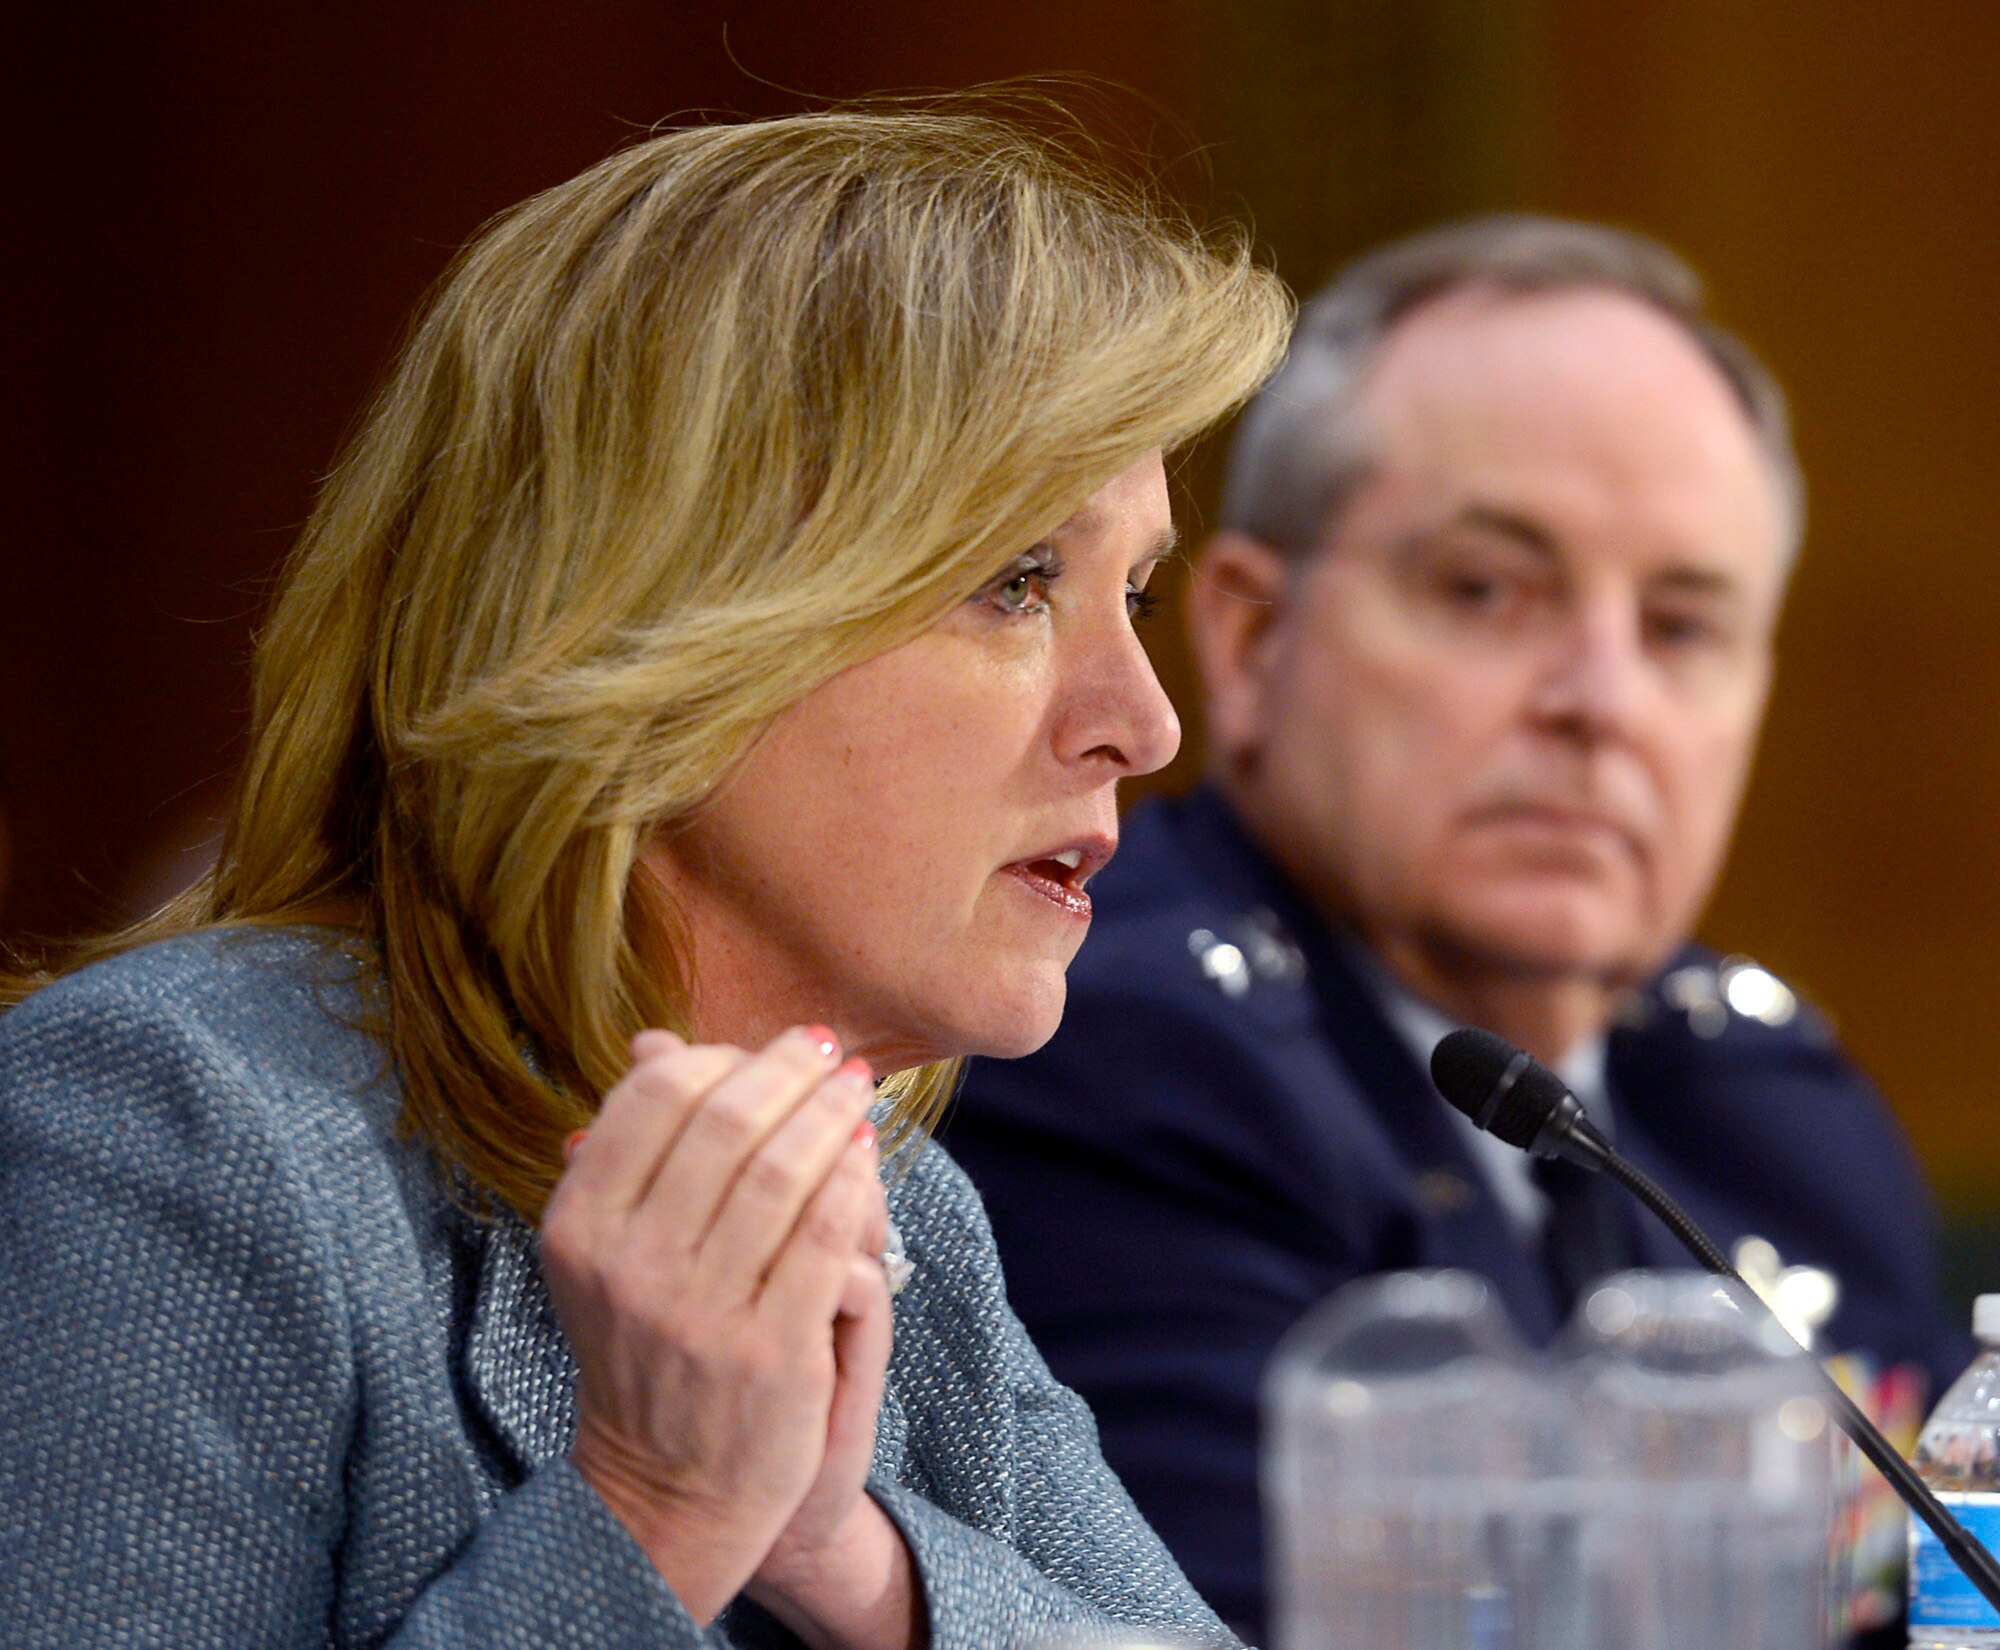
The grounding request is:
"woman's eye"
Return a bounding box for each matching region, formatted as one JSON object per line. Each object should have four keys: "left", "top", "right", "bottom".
{"left": 980, "top": 553, "right": 1061, "bottom": 617}
{"left": 994, "top": 571, "right": 1042, "bottom": 612}
{"left": 1127, "top": 584, "right": 1161, "bottom": 623}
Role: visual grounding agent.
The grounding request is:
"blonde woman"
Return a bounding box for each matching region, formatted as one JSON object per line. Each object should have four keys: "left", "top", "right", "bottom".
{"left": 0, "top": 108, "right": 1289, "bottom": 1649}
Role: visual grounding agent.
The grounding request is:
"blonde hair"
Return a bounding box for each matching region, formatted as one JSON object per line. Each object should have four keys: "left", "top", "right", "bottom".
{"left": 7, "top": 104, "right": 1291, "bottom": 1221}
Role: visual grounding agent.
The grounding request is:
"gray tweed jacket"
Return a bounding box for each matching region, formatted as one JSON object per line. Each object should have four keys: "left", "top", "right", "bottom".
{"left": 0, "top": 929, "right": 1233, "bottom": 1649}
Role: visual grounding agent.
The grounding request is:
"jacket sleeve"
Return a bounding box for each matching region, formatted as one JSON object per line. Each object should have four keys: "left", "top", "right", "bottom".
{"left": 0, "top": 973, "right": 720, "bottom": 1650}
{"left": 874, "top": 1139, "right": 1247, "bottom": 1650}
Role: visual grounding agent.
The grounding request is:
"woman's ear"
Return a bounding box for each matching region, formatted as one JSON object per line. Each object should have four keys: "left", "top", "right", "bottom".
{"left": 1184, "top": 532, "right": 1292, "bottom": 768}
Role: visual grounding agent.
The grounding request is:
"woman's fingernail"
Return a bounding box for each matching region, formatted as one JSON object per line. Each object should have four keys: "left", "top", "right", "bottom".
{"left": 631, "top": 1028, "right": 681, "bottom": 1059}
{"left": 563, "top": 1129, "right": 589, "bottom": 1161}
{"left": 853, "top": 1119, "right": 878, "bottom": 1149}
{"left": 836, "top": 1055, "right": 873, "bottom": 1085}
{"left": 803, "top": 1024, "right": 839, "bottom": 1058}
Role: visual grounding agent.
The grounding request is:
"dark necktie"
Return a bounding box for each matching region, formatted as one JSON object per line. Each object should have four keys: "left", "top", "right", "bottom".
{"left": 1532, "top": 1155, "right": 1634, "bottom": 1321}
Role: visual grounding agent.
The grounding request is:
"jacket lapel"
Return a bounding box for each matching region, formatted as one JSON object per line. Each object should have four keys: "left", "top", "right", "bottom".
{"left": 461, "top": 1203, "right": 917, "bottom": 1490}
{"left": 464, "top": 1210, "right": 580, "bottom": 1475}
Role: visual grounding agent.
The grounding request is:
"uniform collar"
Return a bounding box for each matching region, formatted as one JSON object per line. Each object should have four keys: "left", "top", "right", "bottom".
{"left": 1173, "top": 785, "right": 1613, "bottom": 1109}
{"left": 1352, "top": 940, "right": 1613, "bottom": 1240}
{"left": 1354, "top": 941, "right": 1612, "bottom": 1128}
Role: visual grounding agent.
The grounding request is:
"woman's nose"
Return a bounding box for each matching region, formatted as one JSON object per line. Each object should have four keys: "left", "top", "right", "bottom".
{"left": 1058, "top": 619, "right": 1182, "bottom": 777}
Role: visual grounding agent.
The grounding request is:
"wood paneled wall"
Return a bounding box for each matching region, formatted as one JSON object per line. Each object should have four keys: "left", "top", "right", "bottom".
{"left": 1536, "top": 5, "right": 2000, "bottom": 1205}
{"left": 8, "top": 3, "right": 1999, "bottom": 1205}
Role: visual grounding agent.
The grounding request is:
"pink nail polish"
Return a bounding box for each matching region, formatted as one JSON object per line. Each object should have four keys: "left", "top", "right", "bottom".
{"left": 853, "top": 1119, "right": 878, "bottom": 1149}
{"left": 837, "top": 1055, "right": 873, "bottom": 1085}
{"left": 803, "top": 1024, "right": 839, "bottom": 1058}
{"left": 563, "top": 1129, "right": 588, "bottom": 1160}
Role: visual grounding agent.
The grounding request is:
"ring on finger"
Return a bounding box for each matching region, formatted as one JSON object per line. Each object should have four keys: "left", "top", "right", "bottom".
{"left": 880, "top": 1216, "right": 914, "bottom": 1296}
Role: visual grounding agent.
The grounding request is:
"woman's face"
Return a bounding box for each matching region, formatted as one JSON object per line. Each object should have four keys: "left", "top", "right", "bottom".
{"left": 644, "top": 453, "right": 1181, "bottom": 1070}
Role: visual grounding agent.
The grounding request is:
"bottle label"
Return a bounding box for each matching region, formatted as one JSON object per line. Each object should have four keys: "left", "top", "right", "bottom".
{"left": 1910, "top": 1492, "right": 2000, "bottom": 1630}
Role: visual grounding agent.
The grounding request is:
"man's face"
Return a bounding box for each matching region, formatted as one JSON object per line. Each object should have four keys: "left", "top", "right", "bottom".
{"left": 1207, "top": 286, "right": 1789, "bottom": 987}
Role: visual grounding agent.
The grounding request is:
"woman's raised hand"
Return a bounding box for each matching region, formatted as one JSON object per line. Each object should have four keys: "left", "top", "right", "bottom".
{"left": 746, "top": 1166, "right": 921, "bottom": 1650}
{"left": 540, "top": 1024, "right": 885, "bottom": 1626}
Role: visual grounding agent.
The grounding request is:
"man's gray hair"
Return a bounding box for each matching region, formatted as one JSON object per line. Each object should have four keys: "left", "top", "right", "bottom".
{"left": 1219, "top": 214, "right": 1804, "bottom": 557}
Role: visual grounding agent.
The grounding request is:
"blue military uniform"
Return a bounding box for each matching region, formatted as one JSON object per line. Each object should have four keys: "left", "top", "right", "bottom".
{"left": 948, "top": 785, "right": 1968, "bottom": 1643}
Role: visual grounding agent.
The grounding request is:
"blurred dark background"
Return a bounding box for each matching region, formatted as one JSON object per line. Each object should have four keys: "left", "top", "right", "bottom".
{"left": 8, "top": 3, "right": 2000, "bottom": 1294}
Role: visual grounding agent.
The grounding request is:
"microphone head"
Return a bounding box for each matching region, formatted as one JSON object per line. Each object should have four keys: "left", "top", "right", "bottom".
{"left": 1429, "top": 1026, "right": 1574, "bottom": 1151}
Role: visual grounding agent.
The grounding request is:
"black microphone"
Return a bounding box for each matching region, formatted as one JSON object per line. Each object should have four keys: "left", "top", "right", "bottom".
{"left": 1428, "top": 1027, "right": 1613, "bottom": 1172}
{"left": 1429, "top": 1025, "right": 2000, "bottom": 1615}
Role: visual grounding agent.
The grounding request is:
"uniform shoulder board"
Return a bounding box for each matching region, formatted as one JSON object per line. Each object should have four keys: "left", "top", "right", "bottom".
{"left": 1622, "top": 954, "right": 1817, "bottom": 1040}
{"left": 1186, "top": 905, "right": 1308, "bottom": 1000}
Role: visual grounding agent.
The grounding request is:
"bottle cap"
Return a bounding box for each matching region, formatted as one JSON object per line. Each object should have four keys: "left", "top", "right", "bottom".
{"left": 1974, "top": 1294, "right": 2000, "bottom": 1342}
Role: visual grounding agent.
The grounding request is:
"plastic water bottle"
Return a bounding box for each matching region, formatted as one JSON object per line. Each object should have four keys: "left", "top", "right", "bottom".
{"left": 1908, "top": 1295, "right": 2000, "bottom": 1649}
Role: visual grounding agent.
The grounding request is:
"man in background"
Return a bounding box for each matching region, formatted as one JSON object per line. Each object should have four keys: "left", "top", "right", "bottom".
{"left": 949, "top": 217, "right": 1964, "bottom": 1641}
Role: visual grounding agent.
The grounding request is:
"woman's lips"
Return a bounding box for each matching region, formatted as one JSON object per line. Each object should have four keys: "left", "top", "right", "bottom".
{"left": 1000, "top": 859, "right": 1094, "bottom": 919}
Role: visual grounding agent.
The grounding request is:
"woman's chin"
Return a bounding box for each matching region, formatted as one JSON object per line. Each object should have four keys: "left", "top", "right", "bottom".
{"left": 950, "top": 971, "right": 1070, "bottom": 1061}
